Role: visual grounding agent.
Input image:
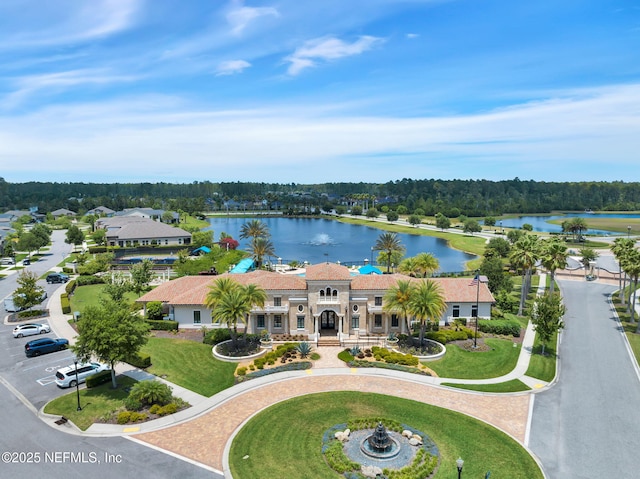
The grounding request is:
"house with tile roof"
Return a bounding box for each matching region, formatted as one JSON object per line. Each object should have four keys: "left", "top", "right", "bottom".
{"left": 137, "top": 263, "right": 494, "bottom": 344}
{"left": 96, "top": 216, "right": 191, "bottom": 247}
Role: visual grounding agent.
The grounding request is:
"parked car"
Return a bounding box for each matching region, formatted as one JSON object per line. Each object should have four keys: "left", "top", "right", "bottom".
{"left": 24, "top": 338, "right": 69, "bottom": 357}
{"left": 46, "top": 272, "right": 70, "bottom": 283}
{"left": 13, "top": 323, "right": 51, "bottom": 338}
{"left": 1, "top": 257, "right": 15, "bottom": 265}
{"left": 55, "top": 362, "right": 109, "bottom": 388}
{"left": 4, "top": 291, "right": 48, "bottom": 312}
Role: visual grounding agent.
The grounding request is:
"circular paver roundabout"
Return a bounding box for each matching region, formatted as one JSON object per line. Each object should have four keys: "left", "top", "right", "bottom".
{"left": 133, "top": 370, "right": 531, "bottom": 474}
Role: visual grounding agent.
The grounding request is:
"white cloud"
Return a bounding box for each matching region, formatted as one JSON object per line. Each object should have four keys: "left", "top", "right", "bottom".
{"left": 285, "top": 35, "right": 383, "bottom": 75}
{"left": 0, "top": 0, "right": 142, "bottom": 49}
{"left": 3, "top": 70, "right": 138, "bottom": 109}
{"left": 1, "top": 83, "right": 639, "bottom": 183}
{"left": 226, "top": 0, "right": 279, "bottom": 35}
{"left": 215, "top": 60, "right": 251, "bottom": 76}
{"left": 406, "top": 33, "right": 420, "bottom": 39}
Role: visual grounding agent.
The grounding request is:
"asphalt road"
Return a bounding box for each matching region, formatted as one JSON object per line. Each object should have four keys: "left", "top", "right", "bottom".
{"left": 529, "top": 280, "right": 640, "bottom": 479}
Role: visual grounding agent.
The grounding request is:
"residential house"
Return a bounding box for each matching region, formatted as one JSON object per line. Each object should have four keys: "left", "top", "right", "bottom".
{"left": 86, "top": 206, "right": 116, "bottom": 217}
{"left": 96, "top": 216, "right": 191, "bottom": 247}
{"left": 50, "top": 208, "right": 77, "bottom": 219}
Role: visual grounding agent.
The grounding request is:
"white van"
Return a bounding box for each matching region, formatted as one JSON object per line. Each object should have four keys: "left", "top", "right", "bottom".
{"left": 55, "top": 362, "right": 109, "bottom": 388}
{"left": 1, "top": 257, "right": 15, "bottom": 265}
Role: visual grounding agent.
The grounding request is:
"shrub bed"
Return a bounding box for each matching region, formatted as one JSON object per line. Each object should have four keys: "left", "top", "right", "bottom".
{"left": 86, "top": 370, "right": 112, "bottom": 388}
{"left": 235, "top": 361, "right": 312, "bottom": 383}
{"left": 478, "top": 319, "right": 521, "bottom": 337}
{"left": 146, "top": 319, "right": 179, "bottom": 331}
{"left": 60, "top": 293, "right": 71, "bottom": 314}
{"left": 426, "top": 327, "right": 474, "bottom": 343}
{"left": 203, "top": 328, "right": 232, "bottom": 345}
{"left": 126, "top": 352, "right": 152, "bottom": 368}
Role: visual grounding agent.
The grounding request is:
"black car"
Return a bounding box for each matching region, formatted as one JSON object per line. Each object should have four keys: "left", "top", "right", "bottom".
{"left": 46, "top": 272, "right": 70, "bottom": 283}
{"left": 23, "top": 258, "right": 31, "bottom": 265}
{"left": 24, "top": 338, "right": 69, "bottom": 357}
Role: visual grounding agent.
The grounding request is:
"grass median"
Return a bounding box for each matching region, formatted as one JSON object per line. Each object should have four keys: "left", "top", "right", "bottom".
{"left": 229, "top": 391, "right": 543, "bottom": 479}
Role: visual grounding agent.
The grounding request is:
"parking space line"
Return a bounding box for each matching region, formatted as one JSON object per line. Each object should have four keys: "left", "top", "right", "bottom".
{"left": 37, "top": 375, "right": 57, "bottom": 386}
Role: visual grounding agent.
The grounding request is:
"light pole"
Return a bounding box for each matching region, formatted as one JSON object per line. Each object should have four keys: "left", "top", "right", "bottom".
{"left": 370, "top": 247, "right": 374, "bottom": 265}
{"left": 74, "top": 359, "right": 82, "bottom": 411}
{"left": 456, "top": 457, "right": 464, "bottom": 479}
{"left": 628, "top": 225, "right": 631, "bottom": 238}
{"left": 472, "top": 271, "right": 487, "bottom": 349}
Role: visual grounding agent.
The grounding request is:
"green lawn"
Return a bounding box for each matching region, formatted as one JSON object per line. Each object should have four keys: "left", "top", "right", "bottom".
{"left": 140, "top": 337, "right": 237, "bottom": 397}
{"left": 611, "top": 291, "right": 640, "bottom": 366}
{"left": 441, "top": 379, "right": 531, "bottom": 393}
{"left": 44, "top": 375, "right": 137, "bottom": 431}
{"left": 426, "top": 339, "right": 521, "bottom": 379}
{"left": 69, "top": 284, "right": 139, "bottom": 314}
{"left": 229, "top": 392, "right": 543, "bottom": 479}
{"left": 525, "top": 331, "right": 558, "bottom": 382}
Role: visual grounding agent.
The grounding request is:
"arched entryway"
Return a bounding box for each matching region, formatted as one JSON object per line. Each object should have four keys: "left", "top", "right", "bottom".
{"left": 320, "top": 310, "right": 336, "bottom": 330}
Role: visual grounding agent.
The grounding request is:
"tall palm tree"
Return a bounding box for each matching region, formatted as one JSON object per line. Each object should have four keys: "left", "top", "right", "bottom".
{"left": 541, "top": 238, "right": 568, "bottom": 294}
{"left": 510, "top": 234, "right": 540, "bottom": 316}
{"left": 579, "top": 247, "right": 598, "bottom": 276}
{"left": 240, "top": 219, "right": 269, "bottom": 241}
{"left": 383, "top": 280, "right": 415, "bottom": 333}
{"left": 249, "top": 237, "right": 275, "bottom": 268}
{"left": 415, "top": 252, "right": 439, "bottom": 278}
{"left": 621, "top": 249, "right": 640, "bottom": 326}
{"left": 205, "top": 278, "right": 267, "bottom": 350}
{"left": 373, "top": 232, "right": 405, "bottom": 273}
{"left": 611, "top": 237, "right": 635, "bottom": 305}
{"left": 407, "top": 280, "right": 446, "bottom": 349}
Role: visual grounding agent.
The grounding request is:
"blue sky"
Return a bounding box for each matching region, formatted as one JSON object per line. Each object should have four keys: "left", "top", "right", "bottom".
{"left": 1, "top": 0, "right": 639, "bottom": 184}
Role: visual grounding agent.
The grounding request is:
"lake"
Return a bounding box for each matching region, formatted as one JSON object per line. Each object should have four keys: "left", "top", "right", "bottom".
{"left": 205, "top": 217, "right": 475, "bottom": 272}
{"left": 491, "top": 213, "right": 640, "bottom": 234}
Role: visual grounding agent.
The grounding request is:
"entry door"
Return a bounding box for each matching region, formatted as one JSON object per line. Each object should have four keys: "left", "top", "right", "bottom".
{"left": 321, "top": 311, "right": 336, "bottom": 329}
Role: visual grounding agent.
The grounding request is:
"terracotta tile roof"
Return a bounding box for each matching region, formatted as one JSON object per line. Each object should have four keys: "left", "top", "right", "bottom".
{"left": 305, "top": 263, "right": 352, "bottom": 281}
{"left": 138, "top": 271, "right": 306, "bottom": 306}
{"left": 137, "top": 270, "right": 493, "bottom": 306}
{"left": 351, "top": 274, "right": 494, "bottom": 303}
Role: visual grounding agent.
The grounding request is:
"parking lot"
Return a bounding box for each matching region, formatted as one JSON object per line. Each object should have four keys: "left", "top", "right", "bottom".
{"left": 1, "top": 316, "right": 77, "bottom": 410}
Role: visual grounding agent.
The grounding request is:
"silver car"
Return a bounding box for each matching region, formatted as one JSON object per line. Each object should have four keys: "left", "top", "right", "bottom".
{"left": 12, "top": 323, "right": 51, "bottom": 338}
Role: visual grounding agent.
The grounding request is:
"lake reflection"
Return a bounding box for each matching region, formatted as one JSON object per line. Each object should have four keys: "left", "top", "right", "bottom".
{"left": 493, "top": 213, "right": 640, "bottom": 234}
{"left": 205, "top": 217, "right": 475, "bottom": 272}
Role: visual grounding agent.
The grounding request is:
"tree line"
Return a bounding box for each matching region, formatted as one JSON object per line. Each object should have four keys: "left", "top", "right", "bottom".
{"left": 2, "top": 177, "right": 640, "bottom": 217}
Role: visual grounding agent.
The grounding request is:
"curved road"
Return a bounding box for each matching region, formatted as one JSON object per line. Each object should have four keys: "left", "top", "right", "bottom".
{"left": 529, "top": 280, "right": 640, "bottom": 479}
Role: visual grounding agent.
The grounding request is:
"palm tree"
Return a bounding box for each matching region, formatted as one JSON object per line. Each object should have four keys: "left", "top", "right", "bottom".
{"left": 383, "top": 280, "right": 415, "bottom": 333}
{"left": 407, "top": 280, "right": 446, "bottom": 350}
{"left": 611, "top": 238, "right": 635, "bottom": 305}
{"left": 205, "top": 278, "right": 267, "bottom": 350}
{"left": 240, "top": 219, "right": 269, "bottom": 241}
{"left": 579, "top": 247, "right": 598, "bottom": 277}
{"left": 249, "top": 237, "right": 275, "bottom": 268}
{"left": 398, "top": 257, "right": 420, "bottom": 277}
{"left": 415, "top": 252, "right": 439, "bottom": 278}
{"left": 621, "top": 249, "right": 640, "bottom": 326}
{"left": 373, "top": 232, "right": 405, "bottom": 273}
{"left": 541, "top": 238, "right": 568, "bottom": 294}
{"left": 509, "top": 234, "right": 540, "bottom": 316}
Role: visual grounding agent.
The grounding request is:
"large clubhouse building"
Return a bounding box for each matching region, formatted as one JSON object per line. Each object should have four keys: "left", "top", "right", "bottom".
{"left": 138, "top": 263, "right": 494, "bottom": 343}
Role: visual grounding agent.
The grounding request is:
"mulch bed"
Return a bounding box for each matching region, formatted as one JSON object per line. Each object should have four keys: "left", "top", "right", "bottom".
{"left": 450, "top": 328, "right": 525, "bottom": 352}
{"left": 151, "top": 329, "right": 204, "bottom": 342}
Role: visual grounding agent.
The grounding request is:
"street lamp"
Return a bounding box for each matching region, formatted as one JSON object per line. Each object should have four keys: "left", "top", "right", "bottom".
{"left": 472, "top": 271, "right": 487, "bottom": 349}
{"left": 628, "top": 226, "right": 631, "bottom": 238}
{"left": 74, "top": 359, "right": 82, "bottom": 411}
{"left": 370, "top": 247, "right": 374, "bottom": 264}
{"left": 456, "top": 457, "right": 464, "bottom": 479}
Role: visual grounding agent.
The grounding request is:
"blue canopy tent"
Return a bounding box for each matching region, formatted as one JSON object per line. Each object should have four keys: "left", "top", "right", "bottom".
{"left": 359, "top": 264, "right": 382, "bottom": 275}
{"left": 190, "top": 246, "right": 212, "bottom": 256}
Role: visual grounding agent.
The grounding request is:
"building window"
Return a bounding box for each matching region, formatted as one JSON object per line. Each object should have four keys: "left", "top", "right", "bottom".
{"left": 391, "top": 314, "right": 399, "bottom": 328}
{"left": 257, "top": 314, "right": 265, "bottom": 329}
{"left": 351, "top": 315, "right": 359, "bottom": 329}
{"left": 353, "top": 304, "right": 359, "bottom": 312}
{"left": 374, "top": 314, "right": 382, "bottom": 328}
{"left": 193, "top": 311, "right": 201, "bottom": 324}
{"left": 452, "top": 305, "right": 460, "bottom": 318}
{"left": 297, "top": 316, "right": 305, "bottom": 329}
{"left": 471, "top": 305, "right": 478, "bottom": 318}
{"left": 297, "top": 304, "right": 304, "bottom": 313}
{"left": 274, "top": 297, "right": 281, "bottom": 307}
{"left": 164, "top": 239, "right": 168, "bottom": 245}
{"left": 374, "top": 296, "right": 382, "bottom": 306}
{"left": 274, "top": 315, "right": 282, "bottom": 328}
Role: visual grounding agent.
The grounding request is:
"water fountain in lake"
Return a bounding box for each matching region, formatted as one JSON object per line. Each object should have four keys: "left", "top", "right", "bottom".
{"left": 306, "top": 233, "right": 337, "bottom": 246}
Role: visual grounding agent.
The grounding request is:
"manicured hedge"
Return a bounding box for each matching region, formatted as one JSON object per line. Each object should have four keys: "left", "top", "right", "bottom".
{"left": 146, "top": 319, "right": 179, "bottom": 331}
{"left": 203, "top": 328, "right": 232, "bottom": 345}
{"left": 65, "top": 280, "right": 76, "bottom": 294}
{"left": 478, "top": 319, "right": 521, "bottom": 337}
{"left": 60, "top": 293, "right": 71, "bottom": 314}
{"left": 126, "top": 352, "right": 152, "bottom": 368}
{"left": 427, "top": 328, "right": 474, "bottom": 343}
{"left": 86, "top": 370, "right": 112, "bottom": 388}
{"left": 74, "top": 275, "right": 105, "bottom": 286}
